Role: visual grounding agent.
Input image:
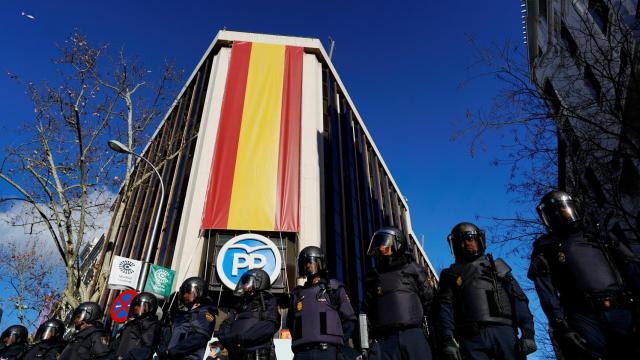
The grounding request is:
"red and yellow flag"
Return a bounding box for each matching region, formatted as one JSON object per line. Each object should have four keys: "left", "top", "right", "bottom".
{"left": 201, "top": 41, "right": 302, "bottom": 232}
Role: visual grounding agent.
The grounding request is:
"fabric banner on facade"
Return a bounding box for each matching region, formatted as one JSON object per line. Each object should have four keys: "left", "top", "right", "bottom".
{"left": 201, "top": 41, "right": 302, "bottom": 231}
{"left": 108, "top": 255, "right": 142, "bottom": 290}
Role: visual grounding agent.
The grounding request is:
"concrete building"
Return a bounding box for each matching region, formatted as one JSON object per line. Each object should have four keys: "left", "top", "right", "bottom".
{"left": 98, "top": 31, "right": 436, "bottom": 316}
{"left": 525, "top": 0, "right": 640, "bottom": 237}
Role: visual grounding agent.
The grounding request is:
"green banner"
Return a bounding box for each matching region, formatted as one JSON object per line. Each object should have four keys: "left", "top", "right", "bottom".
{"left": 144, "top": 264, "right": 175, "bottom": 298}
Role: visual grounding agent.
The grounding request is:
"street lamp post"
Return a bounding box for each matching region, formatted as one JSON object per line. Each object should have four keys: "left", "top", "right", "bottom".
{"left": 108, "top": 140, "right": 166, "bottom": 292}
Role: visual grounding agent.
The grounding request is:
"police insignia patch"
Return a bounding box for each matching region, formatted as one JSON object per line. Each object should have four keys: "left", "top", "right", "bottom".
{"left": 205, "top": 312, "right": 215, "bottom": 322}
{"left": 377, "top": 286, "right": 383, "bottom": 295}
{"left": 557, "top": 251, "right": 566, "bottom": 263}
{"left": 100, "top": 336, "right": 109, "bottom": 345}
{"left": 456, "top": 276, "right": 463, "bottom": 286}
{"left": 296, "top": 300, "right": 303, "bottom": 311}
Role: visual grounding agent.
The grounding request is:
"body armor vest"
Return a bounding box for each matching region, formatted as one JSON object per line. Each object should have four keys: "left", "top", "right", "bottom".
{"left": 544, "top": 231, "right": 623, "bottom": 301}
{"left": 22, "top": 341, "right": 66, "bottom": 360}
{"left": 291, "top": 281, "right": 344, "bottom": 347}
{"left": 369, "top": 264, "right": 424, "bottom": 330}
{"left": 446, "top": 256, "right": 513, "bottom": 326}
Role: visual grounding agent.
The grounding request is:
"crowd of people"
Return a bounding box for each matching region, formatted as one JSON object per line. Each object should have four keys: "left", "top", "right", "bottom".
{"left": 0, "top": 190, "right": 638, "bottom": 360}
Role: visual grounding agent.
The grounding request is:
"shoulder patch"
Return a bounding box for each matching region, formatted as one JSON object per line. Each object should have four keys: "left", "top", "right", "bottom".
{"left": 100, "top": 336, "right": 109, "bottom": 346}
{"left": 205, "top": 311, "right": 215, "bottom": 322}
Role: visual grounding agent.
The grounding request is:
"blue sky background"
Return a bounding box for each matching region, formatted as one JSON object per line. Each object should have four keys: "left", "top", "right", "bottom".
{"left": 0, "top": 0, "right": 550, "bottom": 356}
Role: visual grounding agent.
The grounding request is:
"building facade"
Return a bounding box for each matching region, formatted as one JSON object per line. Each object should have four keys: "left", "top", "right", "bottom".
{"left": 525, "top": 0, "right": 640, "bottom": 238}
{"left": 99, "top": 31, "right": 436, "bottom": 316}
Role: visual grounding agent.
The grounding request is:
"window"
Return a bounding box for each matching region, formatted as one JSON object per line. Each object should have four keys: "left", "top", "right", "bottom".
{"left": 561, "top": 22, "right": 579, "bottom": 58}
{"left": 544, "top": 80, "right": 562, "bottom": 115}
{"left": 539, "top": 0, "right": 548, "bottom": 22}
{"left": 584, "top": 65, "right": 603, "bottom": 104}
{"left": 588, "top": 0, "right": 609, "bottom": 34}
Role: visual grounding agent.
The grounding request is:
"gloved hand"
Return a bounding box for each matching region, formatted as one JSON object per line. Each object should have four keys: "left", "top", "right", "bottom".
{"left": 442, "top": 336, "right": 462, "bottom": 360}
{"left": 517, "top": 329, "right": 537, "bottom": 356}
{"left": 560, "top": 330, "right": 589, "bottom": 354}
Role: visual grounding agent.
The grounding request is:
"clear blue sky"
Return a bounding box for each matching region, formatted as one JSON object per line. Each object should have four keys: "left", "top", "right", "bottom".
{"left": 0, "top": 0, "right": 548, "bottom": 355}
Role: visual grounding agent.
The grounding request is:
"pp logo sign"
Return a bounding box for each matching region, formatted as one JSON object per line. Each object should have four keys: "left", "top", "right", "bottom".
{"left": 216, "top": 234, "right": 282, "bottom": 289}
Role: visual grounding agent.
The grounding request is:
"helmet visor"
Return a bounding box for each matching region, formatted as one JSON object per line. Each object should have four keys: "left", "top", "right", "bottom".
{"left": 233, "top": 273, "right": 256, "bottom": 296}
{"left": 130, "top": 301, "right": 152, "bottom": 318}
{"left": 298, "top": 256, "right": 323, "bottom": 277}
{"left": 35, "top": 327, "right": 58, "bottom": 342}
{"left": 367, "top": 232, "right": 395, "bottom": 257}
{"left": 538, "top": 197, "right": 581, "bottom": 230}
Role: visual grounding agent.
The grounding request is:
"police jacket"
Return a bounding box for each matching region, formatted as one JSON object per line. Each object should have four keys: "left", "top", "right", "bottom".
{"left": 59, "top": 325, "right": 111, "bottom": 360}
{"left": 528, "top": 229, "right": 639, "bottom": 323}
{"left": 22, "top": 340, "right": 67, "bottom": 360}
{"left": 438, "top": 254, "right": 534, "bottom": 339}
{"left": 114, "top": 316, "right": 162, "bottom": 360}
{"left": 286, "top": 277, "right": 356, "bottom": 348}
{"left": 362, "top": 261, "right": 433, "bottom": 335}
{"left": 218, "top": 291, "right": 280, "bottom": 357}
{"left": 0, "top": 343, "right": 28, "bottom": 360}
{"left": 166, "top": 302, "right": 217, "bottom": 360}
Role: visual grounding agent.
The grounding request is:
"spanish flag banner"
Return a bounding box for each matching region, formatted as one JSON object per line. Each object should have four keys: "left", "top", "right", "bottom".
{"left": 201, "top": 41, "right": 302, "bottom": 232}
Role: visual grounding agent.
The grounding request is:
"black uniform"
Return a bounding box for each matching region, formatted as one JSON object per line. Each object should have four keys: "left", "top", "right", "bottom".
{"left": 218, "top": 292, "right": 280, "bottom": 360}
{"left": 287, "top": 278, "right": 357, "bottom": 360}
{"left": 59, "top": 325, "right": 111, "bottom": 360}
{"left": 165, "top": 303, "right": 217, "bottom": 360}
{"left": 528, "top": 229, "right": 640, "bottom": 359}
{"left": 114, "top": 316, "right": 162, "bottom": 360}
{"left": 439, "top": 255, "right": 535, "bottom": 360}
{"left": 0, "top": 343, "right": 28, "bottom": 360}
{"left": 364, "top": 261, "right": 434, "bottom": 360}
{"left": 22, "top": 340, "right": 67, "bottom": 360}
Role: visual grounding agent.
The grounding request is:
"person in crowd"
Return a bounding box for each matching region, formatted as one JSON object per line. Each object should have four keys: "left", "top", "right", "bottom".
{"left": 363, "top": 227, "right": 434, "bottom": 360}
{"left": 439, "top": 222, "right": 537, "bottom": 360}
{"left": 287, "top": 246, "right": 357, "bottom": 360}
{"left": 59, "top": 302, "right": 111, "bottom": 360}
{"left": 529, "top": 191, "right": 640, "bottom": 359}
{"left": 218, "top": 268, "right": 280, "bottom": 360}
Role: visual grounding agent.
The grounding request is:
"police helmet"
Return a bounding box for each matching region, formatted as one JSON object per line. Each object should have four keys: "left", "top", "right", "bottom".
{"left": 537, "top": 191, "right": 582, "bottom": 232}
{"left": 1, "top": 325, "right": 27, "bottom": 346}
{"left": 447, "top": 222, "right": 486, "bottom": 259}
{"left": 179, "top": 277, "right": 207, "bottom": 309}
{"left": 72, "top": 302, "right": 103, "bottom": 324}
{"left": 367, "top": 227, "right": 407, "bottom": 258}
{"left": 297, "top": 246, "right": 326, "bottom": 278}
{"left": 129, "top": 292, "right": 158, "bottom": 319}
{"left": 233, "top": 268, "right": 271, "bottom": 296}
{"left": 34, "top": 319, "right": 65, "bottom": 342}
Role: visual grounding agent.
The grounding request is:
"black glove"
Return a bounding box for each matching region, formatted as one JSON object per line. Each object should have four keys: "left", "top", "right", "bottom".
{"left": 560, "top": 330, "right": 589, "bottom": 354}
{"left": 517, "top": 329, "right": 537, "bottom": 356}
{"left": 442, "top": 336, "right": 462, "bottom": 360}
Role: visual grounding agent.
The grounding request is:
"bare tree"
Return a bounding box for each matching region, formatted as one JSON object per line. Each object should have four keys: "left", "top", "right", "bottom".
{"left": 455, "top": 0, "right": 640, "bottom": 251}
{"left": 0, "top": 240, "right": 58, "bottom": 328}
{"left": 0, "top": 32, "right": 182, "bottom": 315}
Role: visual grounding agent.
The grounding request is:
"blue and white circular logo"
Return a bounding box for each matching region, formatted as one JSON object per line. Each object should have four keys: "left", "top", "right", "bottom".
{"left": 216, "top": 233, "right": 282, "bottom": 289}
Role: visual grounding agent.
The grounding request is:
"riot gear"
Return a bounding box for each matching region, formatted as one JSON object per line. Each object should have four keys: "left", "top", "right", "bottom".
{"left": 72, "top": 302, "right": 103, "bottom": 327}
{"left": 367, "top": 227, "right": 408, "bottom": 268}
{"left": 233, "top": 268, "right": 271, "bottom": 297}
{"left": 536, "top": 190, "right": 582, "bottom": 233}
{"left": 297, "top": 246, "right": 326, "bottom": 278}
{"left": 34, "top": 319, "right": 65, "bottom": 342}
{"left": 447, "top": 222, "right": 486, "bottom": 260}
{"left": 129, "top": 292, "right": 158, "bottom": 319}
{"left": 1, "top": 325, "right": 27, "bottom": 346}
{"left": 179, "top": 276, "right": 207, "bottom": 309}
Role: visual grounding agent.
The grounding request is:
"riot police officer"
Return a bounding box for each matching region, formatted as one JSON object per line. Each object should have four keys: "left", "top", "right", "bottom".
{"left": 0, "top": 325, "right": 28, "bottom": 359}
{"left": 59, "top": 302, "right": 111, "bottom": 360}
{"left": 438, "top": 222, "right": 536, "bottom": 360}
{"left": 114, "top": 292, "right": 162, "bottom": 360}
{"left": 528, "top": 191, "right": 640, "bottom": 359}
{"left": 218, "top": 268, "right": 280, "bottom": 360}
{"left": 23, "top": 319, "right": 67, "bottom": 360}
{"left": 363, "top": 227, "right": 434, "bottom": 360}
{"left": 163, "top": 277, "right": 217, "bottom": 360}
{"left": 287, "top": 246, "right": 357, "bottom": 360}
